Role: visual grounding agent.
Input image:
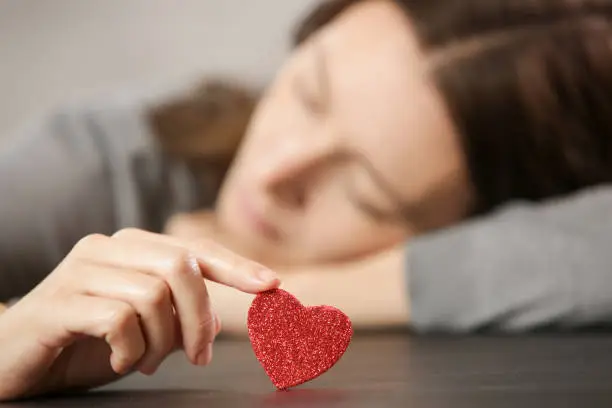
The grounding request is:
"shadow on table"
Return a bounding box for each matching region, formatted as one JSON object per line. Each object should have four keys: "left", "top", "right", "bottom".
{"left": 257, "top": 388, "right": 350, "bottom": 406}
{"left": 4, "top": 388, "right": 353, "bottom": 408}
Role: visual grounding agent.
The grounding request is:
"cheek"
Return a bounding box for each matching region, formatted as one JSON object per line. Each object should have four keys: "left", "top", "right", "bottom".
{"left": 304, "top": 213, "right": 407, "bottom": 262}
{"left": 298, "top": 189, "right": 409, "bottom": 263}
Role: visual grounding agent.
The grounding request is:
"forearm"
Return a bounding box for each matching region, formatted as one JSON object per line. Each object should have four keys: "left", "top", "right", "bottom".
{"left": 284, "top": 245, "right": 410, "bottom": 329}
{"left": 210, "top": 245, "right": 410, "bottom": 335}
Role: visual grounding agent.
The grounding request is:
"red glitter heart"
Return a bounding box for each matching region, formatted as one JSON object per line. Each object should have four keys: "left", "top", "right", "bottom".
{"left": 247, "top": 289, "right": 353, "bottom": 390}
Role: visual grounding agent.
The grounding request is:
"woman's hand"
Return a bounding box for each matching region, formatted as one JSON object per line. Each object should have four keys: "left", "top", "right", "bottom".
{"left": 0, "top": 229, "right": 280, "bottom": 401}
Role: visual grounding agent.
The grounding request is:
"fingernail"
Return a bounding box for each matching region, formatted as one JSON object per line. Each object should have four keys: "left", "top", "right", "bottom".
{"left": 196, "top": 343, "right": 213, "bottom": 366}
{"left": 254, "top": 267, "right": 279, "bottom": 284}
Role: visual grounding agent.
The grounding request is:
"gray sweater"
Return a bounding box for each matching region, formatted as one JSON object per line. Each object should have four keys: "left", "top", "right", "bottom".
{"left": 2, "top": 101, "right": 612, "bottom": 332}
{"left": 409, "top": 187, "right": 612, "bottom": 332}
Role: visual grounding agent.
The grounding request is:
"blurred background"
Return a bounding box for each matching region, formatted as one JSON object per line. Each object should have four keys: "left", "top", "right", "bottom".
{"left": 0, "top": 0, "right": 315, "bottom": 139}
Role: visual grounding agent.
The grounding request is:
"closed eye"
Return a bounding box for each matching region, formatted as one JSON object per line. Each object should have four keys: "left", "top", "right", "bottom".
{"left": 343, "top": 173, "right": 407, "bottom": 224}
{"left": 354, "top": 197, "right": 404, "bottom": 223}
{"left": 340, "top": 150, "right": 413, "bottom": 226}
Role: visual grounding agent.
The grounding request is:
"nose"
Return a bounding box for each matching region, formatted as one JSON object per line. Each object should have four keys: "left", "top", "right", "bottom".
{"left": 256, "top": 135, "right": 336, "bottom": 210}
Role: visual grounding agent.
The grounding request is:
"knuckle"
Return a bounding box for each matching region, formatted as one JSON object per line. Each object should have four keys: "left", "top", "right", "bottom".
{"left": 112, "top": 228, "right": 141, "bottom": 240}
{"left": 108, "top": 304, "right": 138, "bottom": 334}
{"left": 142, "top": 279, "right": 171, "bottom": 308}
{"left": 164, "top": 251, "right": 200, "bottom": 279}
{"left": 165, "top": 214, "right": 190, "bottom": 232}
{"left": 73, "top": 233, "right": 108, "bottom": 253}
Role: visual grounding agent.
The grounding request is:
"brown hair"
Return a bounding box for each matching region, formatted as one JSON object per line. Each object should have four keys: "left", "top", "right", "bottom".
{"left": 294, "top": 0, "right": 612, "bottom": 214}
{"left": 151, "top": 0, "right": 612, "bottom": 215}
{"left": 148, "top": 79, "right": 258, "bottom": 195}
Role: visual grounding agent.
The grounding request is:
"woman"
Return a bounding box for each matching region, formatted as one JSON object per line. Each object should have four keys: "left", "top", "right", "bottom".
{"left": 171, "top": 0, "right": 612, "bottom": 332}
{"left": 2, "top": 0, "right": 612, "bottom": 400}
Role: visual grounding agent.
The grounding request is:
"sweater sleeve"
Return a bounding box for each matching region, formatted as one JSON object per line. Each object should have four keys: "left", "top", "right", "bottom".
{"left": 407, "top": 185, "right": 612, "bottom": 332}
{"left": 0, "top": 99, "right": 207, "bottom": 301}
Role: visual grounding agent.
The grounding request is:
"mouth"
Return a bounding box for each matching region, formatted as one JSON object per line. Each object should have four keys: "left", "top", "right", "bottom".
{"left": 237, "top": 190, "right": 282, "bottom": 242}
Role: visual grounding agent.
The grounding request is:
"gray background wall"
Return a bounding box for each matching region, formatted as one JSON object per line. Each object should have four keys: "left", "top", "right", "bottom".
{"left": 0, "top": 0, "right": 315, "bottom": 138}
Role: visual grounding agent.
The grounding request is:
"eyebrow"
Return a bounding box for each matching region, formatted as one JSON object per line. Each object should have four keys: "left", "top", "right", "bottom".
{"left": 314, "top": 43, "right": 331, "bottom": 111}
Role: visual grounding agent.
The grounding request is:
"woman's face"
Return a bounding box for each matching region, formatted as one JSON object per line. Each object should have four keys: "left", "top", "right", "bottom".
{"left": 216, "top": 0, "right": 473, "bottom": 266}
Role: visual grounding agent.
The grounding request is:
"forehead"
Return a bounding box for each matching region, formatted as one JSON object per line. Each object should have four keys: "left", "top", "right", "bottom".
{"left": 311, "top": 0, "right": 465, "bottom": 203}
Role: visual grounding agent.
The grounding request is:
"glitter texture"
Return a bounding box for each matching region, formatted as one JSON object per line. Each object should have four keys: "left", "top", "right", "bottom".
{"left": 247, "top": 289, "right": 353, "bottom": 390}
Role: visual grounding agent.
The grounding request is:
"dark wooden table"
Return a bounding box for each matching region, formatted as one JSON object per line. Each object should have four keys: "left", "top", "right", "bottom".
{"left": 6, "top": 333, "right": 612, "bottom": 407}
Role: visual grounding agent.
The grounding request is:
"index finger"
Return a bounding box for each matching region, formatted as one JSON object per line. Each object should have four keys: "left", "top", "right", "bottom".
{"left": 112, "top": 229, "right": 281, "bottom": 294}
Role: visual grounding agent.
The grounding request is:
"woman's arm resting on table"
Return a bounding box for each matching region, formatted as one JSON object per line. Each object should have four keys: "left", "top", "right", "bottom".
{"left": 209, "top": 245, "right": 410, "bottom": 335}
{"left": 212, "top": 185, "right": 612, "bottom": 335}
{"left": 408, "top": 185, "right": 612, "bottom": 333}
{"left": 286, "top": 246, "right": 410, "bottom": 329}
{"left": 294, "top": 184, "right": 612, "bottom": 333}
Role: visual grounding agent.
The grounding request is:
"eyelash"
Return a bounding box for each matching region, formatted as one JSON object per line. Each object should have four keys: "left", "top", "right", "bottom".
{"left": 354, "top": 200, "right": 398, "bottom": 223}
{"left": 344, "top": 182, "right": 404, "bottom": 224}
